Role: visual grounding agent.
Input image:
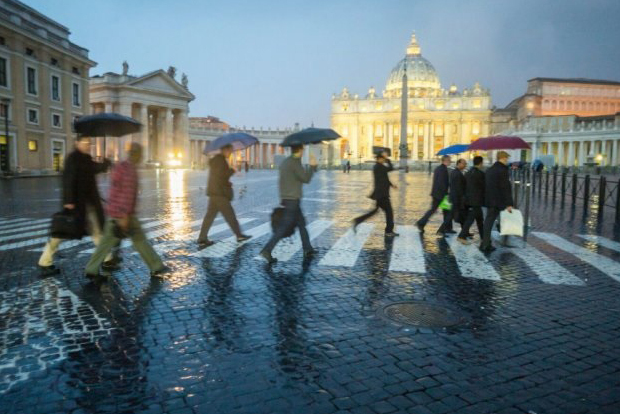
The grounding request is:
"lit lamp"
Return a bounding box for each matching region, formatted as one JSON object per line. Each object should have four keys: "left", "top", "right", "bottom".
{"left": 1, "top": 97, "right": 10, "bottom": 174}
{"left": 596, "top": 154, "right": 603, "bottom": 164}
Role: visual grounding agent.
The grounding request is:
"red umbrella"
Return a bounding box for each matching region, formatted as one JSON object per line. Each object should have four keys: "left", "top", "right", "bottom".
{"left": 468, "top": 135, "right": 531, "bottom": 151}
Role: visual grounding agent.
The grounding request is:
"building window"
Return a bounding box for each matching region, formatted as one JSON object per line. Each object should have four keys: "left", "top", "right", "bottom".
{"left": 25, "top": 47, "right": 34, "bottom": 57}
{"left": 50, "top": 57, "right": 58, "bottom": 66}
{"left": 27, "top": 108, "right": 39, "bottom": 124}
{"left": 472, "top": 99, "right": 481, "bottom": 109}
{"left": 72, "top": 66, "right": 80, "bottom": 75}
{"left": 0, "top": 57, "right": 7, "bottom": 87}
{"left": 51, "top": 75, "right": 60, "bottom": 101}
{"left": 0, "top": 36, "right": 5, "bottom": 46}
{"left": 72, "top": 82, "right": 80, "bottom": 106}
{"left": 52, "top": 113, "right": 61, "bottom": 128}
{"left": 0, "top": 102, "right": 9, "bottom": 119}
{"left": 26, "top": 66, "right": 37, "bottom": 95}
{"left": 28, "top": 140, "right": 38, "bottom": 151}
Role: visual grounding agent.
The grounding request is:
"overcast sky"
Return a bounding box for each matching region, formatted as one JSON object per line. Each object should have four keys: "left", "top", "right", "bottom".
{"left": 25, "top": 0, "right": 620, "bottom": 128}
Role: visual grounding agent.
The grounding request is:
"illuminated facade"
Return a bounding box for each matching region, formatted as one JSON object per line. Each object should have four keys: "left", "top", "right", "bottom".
{"left": 330, "top": 33, "right": 492, "bottom": 164}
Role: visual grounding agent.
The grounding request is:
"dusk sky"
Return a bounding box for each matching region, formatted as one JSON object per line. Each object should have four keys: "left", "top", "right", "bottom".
{"left": 26, "top": 0, "right": 620, "bottom": 129}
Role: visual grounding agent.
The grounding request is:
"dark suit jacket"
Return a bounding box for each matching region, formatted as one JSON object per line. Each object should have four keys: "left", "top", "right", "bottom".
{"left": 484, "top": 161, "right": 513, "bottom": 209}
{"left": 370, "top": 160, "right": 394, "bottom": 200}
{"left": 430, "top": 164, "right": 449, "bottom": 200}
{"left": 464, "top": 167, "right": 485, "bottom": 207}
{"left": 207, "top": 154, "right": 234, "bottom": 200}
{"left": 449, "top": 168, "right": 466, "bottom": 209}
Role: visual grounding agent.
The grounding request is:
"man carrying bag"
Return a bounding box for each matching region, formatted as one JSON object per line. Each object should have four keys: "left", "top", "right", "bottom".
{"left": 480, "top": 151, "right": 514, "bottom": 253}
{"left": 416, "top": 155, "right": 453, "bottom": 235}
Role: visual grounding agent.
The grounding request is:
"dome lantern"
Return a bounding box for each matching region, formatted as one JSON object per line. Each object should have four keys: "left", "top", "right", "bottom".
{"left": 406, "top": 32, "right": 421, "bottom": 56}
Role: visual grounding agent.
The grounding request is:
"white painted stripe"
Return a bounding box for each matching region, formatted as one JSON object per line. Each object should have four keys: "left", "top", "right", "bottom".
{"left": 446, "top": 235, "right": 501, "bottom": 280}
{"left": 303, "top": 198, "right": 333, "bottom": 203}
{"left": 0, "top": 222, "right": 50, "bottom": 235}
{"left": 0, "top": 218, "right": 30, "bottom": 226}
{"left": 0, "top": 228, "right": 49, "bottom": 242}
{"left": 0, "top": 218, "right": 49, "bottom": 231}
{"left": 315, "top": 190, "right": 340, "bottom": 194}
{"left": 492, "top": 232, "right": 584, "bottom": 286}
{"left": 193, "top": 221, "right": 273, "bottom": 258}
{"left": 0, "top": 236, "right": 50, "bottom": 251}
{"left": 533, "top": 232, "right": 620, "bottom": 283}
{"left": 389, "top": 225, "right": 426, "bottom": 273}
{"left": 270, "top": 220, "right": 333, "bottom": 262}
{"left": 577, "top": 234, "right": 620, "bottom": 253}
{"left": 319, "top": 223, "right": 373, "bottom": 267}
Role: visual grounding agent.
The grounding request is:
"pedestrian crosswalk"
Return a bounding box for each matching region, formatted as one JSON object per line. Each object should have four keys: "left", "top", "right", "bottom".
{"left": 5, "top": 213, "right": 620, "bottom": 287}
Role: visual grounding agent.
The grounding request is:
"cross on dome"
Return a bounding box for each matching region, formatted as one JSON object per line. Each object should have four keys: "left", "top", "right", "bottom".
{"left": 406, "top": 31, "right": 421, "bottom": 56}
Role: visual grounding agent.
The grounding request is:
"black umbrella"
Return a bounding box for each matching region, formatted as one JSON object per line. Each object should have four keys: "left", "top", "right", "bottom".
{"left": 73, "top": 112, "right": 142, "bottom": 157}
{"left": 280, "top": 127, "right": 341, "bottom": 147}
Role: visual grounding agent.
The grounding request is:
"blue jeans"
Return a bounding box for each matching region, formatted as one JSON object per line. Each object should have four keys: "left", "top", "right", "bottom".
{"left": 262, "top": 199, "right": 312, "bottom": 254}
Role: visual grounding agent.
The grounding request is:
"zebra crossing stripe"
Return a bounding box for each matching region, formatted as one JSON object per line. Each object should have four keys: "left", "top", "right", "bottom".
{"left": 0, "top": 218, "right": 30, "bottom": 226}
{"left": 577, "top": 234, "right": 620, "bottom": 253}
{"left": 0, "top": 228, "right": 50, "bottom": 242}
{"left": 270, "top": 220, "right": 333, "bottom": 262}
{"left": 0, "top": 235, "right": 50, "bottom": 251}
{"left": 319, "top": 223, "right": 374, "bottom": 267}
{"left": 0, "top": 218, "right": 49, "bottom": 232}
{"left": 446, "top": 235, "right": 501, "bottom": 280}
{"left": 533, "top": 232, "right": 620, "bottom": 283}
{"left": 193, "top": 222, "right": 273, "bottom": 258}
{"left": 492, "top": 232, "right": 584, "bottom": 286}
{"left": 304, "top": 198, "right": 333, "bottom": 203}
{"left": 0, "top": 222, "right": 51, "bottom": 236}
{"left": 388, "top": 225, "right": 426, "bottom": 273}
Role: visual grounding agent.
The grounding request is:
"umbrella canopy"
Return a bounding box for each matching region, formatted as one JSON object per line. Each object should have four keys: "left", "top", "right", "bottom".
{"left": 468, "top": 135, "right": 531, "bottom": 151}
{"left": 436, "top": 144, "right": 470, "bottom": 156}
{"left": 203, "top": 132, "right": 259, "bottom": 155}
{"left": 280, "top": 127, "right": 341, "bottom": 147}
{"left": 73, "top": 112, "right": 141, "bottom": 137}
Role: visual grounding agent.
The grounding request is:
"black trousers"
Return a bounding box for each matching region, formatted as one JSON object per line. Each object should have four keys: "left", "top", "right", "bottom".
{"left": 418, "top": 197, "right": 452, "bottom": 232}
{"left": 458, "top": 206, "right": 484, "bottom": 239}
{"left": 353, "top": 197, "right": 394, "bottom": 233}
{"left": 262, "top": 199, "right": 311, "bottom": 254}
{"left": 198, "top": 195, "right": 242, "bottom": 242}
{"left": 480, "top": 207, "right": 501, "bottom": 249}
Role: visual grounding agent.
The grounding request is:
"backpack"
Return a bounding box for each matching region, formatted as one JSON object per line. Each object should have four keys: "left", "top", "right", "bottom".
{"left": 270, "top": 207, "right": 295, "bottom": 238}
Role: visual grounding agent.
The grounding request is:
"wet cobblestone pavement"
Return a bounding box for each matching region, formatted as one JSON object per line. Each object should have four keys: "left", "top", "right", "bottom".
{"left": 1, "top": 169, "right": 619, "bottom": 414}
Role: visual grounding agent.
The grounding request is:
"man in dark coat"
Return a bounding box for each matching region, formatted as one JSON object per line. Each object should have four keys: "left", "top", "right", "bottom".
{"left": 197, "top": 144, "right": 251, "bottom": 249}
{"left": 416, "top": 155, "right": 454, "bottom": 235}
{"left": 449, "top": 158, "right": 467, "bottom": 228}
{"left": 457, "top": 156, "right": 485, "bottom": 245}
{"left": 480, "top": 151, "right": 514, "bottom": 253}
{"left": 352, "top": 152, "right": 399, "bottom": 237}
{"left": 38, "top": 136, "right": 112, "bottom": 276}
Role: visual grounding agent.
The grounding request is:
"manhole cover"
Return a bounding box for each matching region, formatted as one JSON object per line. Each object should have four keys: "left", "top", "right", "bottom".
{"left": 379, "top": 301, "right": 462, "bottom": 328}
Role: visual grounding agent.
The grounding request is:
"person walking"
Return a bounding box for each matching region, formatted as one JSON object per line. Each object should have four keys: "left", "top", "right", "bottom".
{"left": 197, "top": 144, "right": 251, "bottom": 249}
{"left": 479, "top": 151, "right": 513, "bottom": 253}
{"left": 259, "top": 144, "right": 317, "bottom": 264}
{"left": 449, "top": 158, "right": 467, "bottom": 231}
{"left": 346, "top": 161, "right": 351, "bottom": 173}
{"left": 352, "top": 152, "right": 399, "bottom": 237}
{"left": 457, "top": 156, "right": 485, "bottom": 245}
{"left": 38, "top": 136, "right": 116, "bottom": 277}
{"left": 416, "top": 155, "right": 453, "bottom": 235}
{"left": 84, "top": 143, "right": 169, "bottom": 279}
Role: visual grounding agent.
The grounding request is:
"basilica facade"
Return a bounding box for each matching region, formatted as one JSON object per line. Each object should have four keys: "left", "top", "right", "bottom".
{"left": 331, "top": 33, "right": 492, "bottom": 164}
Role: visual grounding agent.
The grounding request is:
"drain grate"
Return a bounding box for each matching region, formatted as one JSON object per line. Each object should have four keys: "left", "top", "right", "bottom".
{"left": 379, "top": 301, "right": 463, "bottom": 328}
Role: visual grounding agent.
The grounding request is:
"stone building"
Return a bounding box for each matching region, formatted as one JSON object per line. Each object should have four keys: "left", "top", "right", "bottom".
{"left": 0, "top": 0, "right": 95, "bottom": 175}
{"left": 89, "top": 64, "right": 194, "bottom": 166}
{"left": 330, "top": 33, "right": 492, "bottom": 164}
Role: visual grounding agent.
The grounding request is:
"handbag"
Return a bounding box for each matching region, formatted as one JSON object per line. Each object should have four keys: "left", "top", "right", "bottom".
{"left": 271, "top": 207, "right": 295, "bottom": 238}
{"left": 50, "top": 209, "right": 83, "bottom": 240}
{"left": 439, "top": 195, "right": 452, "bottom": 211}
{"left": 500, "top": 209, "right": 524, "bottom": 237}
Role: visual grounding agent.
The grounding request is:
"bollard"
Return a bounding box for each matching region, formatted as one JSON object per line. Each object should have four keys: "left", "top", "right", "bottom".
{"left": 514, "top": 180, "right": 521, "bottom": 209}
{"left": 545, "top": 171, "right": 550, "bottom": 196}
{"left": 532, "top": 170, "right": 536, "bottom": 194}
{"left": 598, "top": 176, "right": 606, "bottom": 217}
{"left": 428, "top": 161, "right": 432, "bottom": 175}
{"left": 524, "top": 182, "right": 531, "bottom": 242}
{"left": 615, "top": 181, "right": 620, "bottom": 225}
{"left": 561, "top": 172, "right": 567, "bottom": 206}
{"left": 572, "top": 174, "right": 578, "bottom": 205}
{"left": 552, "top": 171, "right": 558, "bottom": 202}
{"left": 539, "top": 171, "right": 543, "bottom": 194}
{"left": 584, "top": 175, "right": 590, "bottom": 213}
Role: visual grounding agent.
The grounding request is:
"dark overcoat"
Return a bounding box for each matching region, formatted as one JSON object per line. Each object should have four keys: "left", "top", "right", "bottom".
{"left": 430, "top": 164, "right": 450, "bottom": 200}
{"left": 207, "top": 153, "right": 234, "bottom": 200}
{"left": 464, "top": 167, "right": 485, "bottom": 207}
{"left": 484, "top": 161, "right": 514, "bottom": 209}
{"left": 370, "top": 160, "right": 394, "bottom": 200}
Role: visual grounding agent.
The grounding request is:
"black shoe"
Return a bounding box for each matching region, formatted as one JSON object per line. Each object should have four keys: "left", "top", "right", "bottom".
{"left": 303, "top": 248, "right": 317, "bottom": 259}
{"left": 39, "top": 265, "right": 60, "bottom": 277}
{"left": 197, "top": 240, "right": 215, "bottom": 250}
{"left": 479, "top": 246, "right": 497, "bottom": 254}
{"left": 436, "top": 230, "right": 446, "bottom": 236}
{"left": 237, "top": 234, "right": 252, "bottom": 242}
{"left": 415, "top": 221, "right": 425, "bottom": 233}
{"left": 446, "top": 230, "right": 457, "bottom": 234}
{"left": 384, "top": 232, "right": 400, "bottom": 237}
{"left": 259, "top": 250, "right": 277, "bottom": 264}
{"left": 101, "top": 260, "right": 121, "bottom": 272}
{"left": 150, "top": 265, "right": 171, "bottom": 279}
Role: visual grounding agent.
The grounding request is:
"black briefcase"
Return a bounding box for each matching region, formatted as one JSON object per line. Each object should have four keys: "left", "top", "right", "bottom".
{"left": 271, "top": 207, "right": 295, "bottom": 238}
{"left": 50, "top": 209, "right": 83, "bottom": 240}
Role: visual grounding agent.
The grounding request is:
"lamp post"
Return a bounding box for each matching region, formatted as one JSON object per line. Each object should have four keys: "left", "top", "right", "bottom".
{"left": 0, "top": 97, "right": 10, "bottom": 174}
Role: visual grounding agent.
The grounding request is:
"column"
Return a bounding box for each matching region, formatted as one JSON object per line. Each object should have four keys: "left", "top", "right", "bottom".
{"left": 578, "top": 141, "right": 586, "bottom": 166}
{"left": 140, "top": 105, "right": 149, "bottom": 161}
{"left": 456, "top": 122, "right": 463, "bottom": 144}
{"left": 367, "top": 124, "right": 373, "bottom": 159}
{"left": 162, "top": 108, "right": 173, "bottom": 162}
{"left": 103, "top": 102, "right": 113, "bottom": 159}
{"left": 429, "top": 122, "right": 435, "bottom": 158}
{"left": 422, "top": 122, "right": 429, "bottom": 160}
{"left": 442, "top": 123, "right": 448, "bottom": 149}
{"left": 557, "top": 141, "right": 564, "bottom": 166}
{"left": 118, "top": 103, "right": 133, "bottom": 160}
{"left": 612, "top": 140, "right": 618, "bottom": 166}
{"left": 412, "top": 122, "right": 419, "bottom": 160}
{"left": 177, "top": 109, "right": 190, "bottom": 167}
{"left": 387, "top": 123, "right": 393, "bottom": 155}
{"left": 259, "top": 143, "right": 264, "bottom": 168}
{"left": 444, "top": 122, "right": 451, "bottom": 148}
{"left": 481, "top": 122, "right": 490, "bottom": 138}
{"left": 568, "top": 141, "right": 575, "bottom": 167}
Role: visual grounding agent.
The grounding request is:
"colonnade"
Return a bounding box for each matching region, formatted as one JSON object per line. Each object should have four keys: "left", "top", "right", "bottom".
{"left": 531, "top": 139, "right": 620, "bottom": 167}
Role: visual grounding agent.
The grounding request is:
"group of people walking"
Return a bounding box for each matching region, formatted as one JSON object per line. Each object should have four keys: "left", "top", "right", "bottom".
{"left": 38, "top": 136, "right": 514, "bottom": 279}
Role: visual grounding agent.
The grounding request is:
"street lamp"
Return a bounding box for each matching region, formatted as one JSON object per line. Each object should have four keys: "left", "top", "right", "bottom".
{"left": 0, "top": 97, "right": 10, "bottom": 174}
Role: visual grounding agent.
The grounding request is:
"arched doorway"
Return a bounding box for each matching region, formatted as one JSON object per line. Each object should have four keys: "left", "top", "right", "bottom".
{"left": 339, "top": 139, "right": 350, "bottom": 159}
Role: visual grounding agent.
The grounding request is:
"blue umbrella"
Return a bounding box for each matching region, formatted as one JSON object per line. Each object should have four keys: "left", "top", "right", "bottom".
{"left": 203, "top": 132, "right": 259, "bottom": 155}
{"left": 280, "top": 127, "right": 340, "bottom": 147}
{"left": 436, "top": 144, "right": 470, "bottom": 156}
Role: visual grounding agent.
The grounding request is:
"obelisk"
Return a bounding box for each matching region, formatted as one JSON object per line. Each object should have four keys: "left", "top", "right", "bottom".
{"left": 399, "top": 69, "right": 409, "bottom": 169}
